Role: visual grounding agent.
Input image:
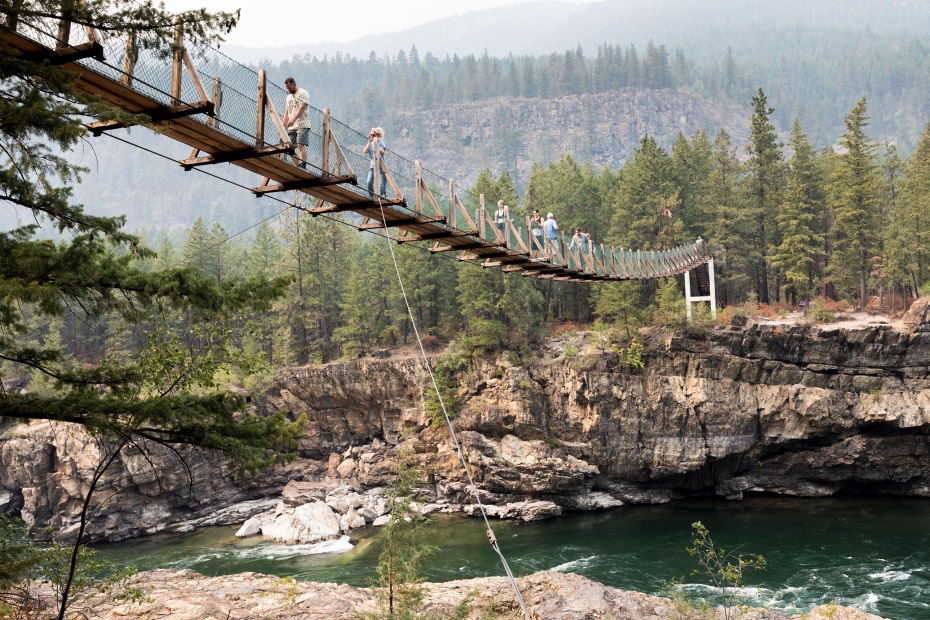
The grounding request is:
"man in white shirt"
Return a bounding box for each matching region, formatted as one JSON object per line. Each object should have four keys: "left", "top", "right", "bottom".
{"left": 281, "top": 77, "right": 310, "bottom": 169}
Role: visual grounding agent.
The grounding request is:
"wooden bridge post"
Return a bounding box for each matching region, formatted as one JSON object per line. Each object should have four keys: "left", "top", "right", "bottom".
{"left": 171, "top": 24, "right": 184, "bottom": 106}
{"left": 479, "top": 194, "right": 486, "bottom": 240}
{"left": 207, "top": 77, "right": 221, "bottom": 127}
{"left": 449, "top": 180, "right": 456, "bottom": 229}
{"left": 322, "top": 108, "right": 331, "bottom": 173}
{"left": 255, "top": 69, "right": 266, "bottom": 149}
{"left": 415, "top": 161, "right": 422, "bottom": 214}
{"left": 121, "top": 32, "right": 138, "bottom": 87}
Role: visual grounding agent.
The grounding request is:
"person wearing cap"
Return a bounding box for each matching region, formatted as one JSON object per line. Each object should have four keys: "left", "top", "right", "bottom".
{"left": 364, "top": 127, "right": 387, "bottom": 196}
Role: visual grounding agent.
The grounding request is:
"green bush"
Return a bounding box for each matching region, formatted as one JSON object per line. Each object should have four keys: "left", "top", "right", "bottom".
{"left": 654, "top": 278, "right": 688, "bottom": 329}
{"left": 686, "top": 521, "right": 766, "bottom": 620}
{"left": 808, "top": 297, "right": 836, "bottom": 323}
{"left": 620, "top": 340, "right": 646, "bottom": 370}
{"left": 425, "top": 351, "right": 468, "bottom": 428}
{"left": 685, "top": 302, "right": 715, "bottom": 339}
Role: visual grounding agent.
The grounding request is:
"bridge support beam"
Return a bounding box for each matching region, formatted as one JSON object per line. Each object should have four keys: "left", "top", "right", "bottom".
{"left": 685, "top": 258, "right": 717, "bottom": 321}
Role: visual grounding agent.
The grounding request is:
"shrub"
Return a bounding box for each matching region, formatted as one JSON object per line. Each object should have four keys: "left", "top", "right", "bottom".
{"left": 687, "top": 521, "right": 766, "bottom": 620}
{"left": 808, "top": 297, "right": 836, "bottom": 323}
{"left": 653, "top": 277, "right": 687, "bottom": 329}
{"left": 620, "top": 340, "right": 645, "bottom": 370}
{"left": 425, "top": 351, "right": 468, "bottom": 428}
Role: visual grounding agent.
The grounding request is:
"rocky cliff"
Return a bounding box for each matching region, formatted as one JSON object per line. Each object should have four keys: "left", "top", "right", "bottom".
{"left": 390, "top": 89, "right": 750, "bottom": 188}
{"left": 3, "top": 313, "right": 930, "bottom": 541}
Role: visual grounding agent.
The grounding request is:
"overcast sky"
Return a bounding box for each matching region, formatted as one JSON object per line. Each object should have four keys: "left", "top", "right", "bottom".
{"left": 162, "top": 0, "right": 597, "bottom": 48}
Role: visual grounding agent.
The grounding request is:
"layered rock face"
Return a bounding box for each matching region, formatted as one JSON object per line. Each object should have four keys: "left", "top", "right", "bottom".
{"left": 3, "top": 318, "right": 930, "bottom": 540}
{"left": 251, "top": 320, "right": 930, "bottom": 509}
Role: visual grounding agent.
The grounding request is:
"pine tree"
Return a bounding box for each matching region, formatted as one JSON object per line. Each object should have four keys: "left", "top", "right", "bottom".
{"left": 743, "top": 88, "right": 785, "bottom": 304}
{"left": 606, "top": 135, "right": 678, "bottom": 250}
{"left": 671, "top": 130, "right": 713, "bottom": 241}
{"left": 456, "top": 172, "right": 510, "bottom": 353}
{"left": 706, "top": 129, "right": 750, "bottom": 305}
{"left": 1, "top": 2, "right": 298, "bottom": 617}
{"left": 827, "top": 97, "right": 883, "bottom": 309}
{"left": 890, "top": 121, "right": 930, "bottom": 296}
{"left": 182, "top": 216, "right": 211, "bottom": 272}
{"left": 1, "top": 0, "right": 296, "bottom": 465}
{"left": 770, "top": 119, "right": 827, "bottom": 303}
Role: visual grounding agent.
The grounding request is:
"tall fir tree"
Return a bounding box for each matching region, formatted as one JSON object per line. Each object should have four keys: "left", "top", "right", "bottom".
{"left": 743, "top": 88, "right": 785, "bottom": 304}
{"left": 671, "top": 130, "right": 713, "bottom": 242}
{"left": 770, "top": 119, "right": 827, "bottom": 303}
{"left": 706, "top": 129, "right": 749, "bottom": 305}
{"left": 605, "top": 135, "right": 678, "bottom": 251}
{"left": 827, "top": 97, "right": 883, "bottom": 309}
{"left": 890, "top": 121, "right": 930, "bottom": 296}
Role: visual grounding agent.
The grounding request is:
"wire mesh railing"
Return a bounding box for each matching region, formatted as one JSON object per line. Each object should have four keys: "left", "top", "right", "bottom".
{"left": 5, "top": 13, "right": 712, "bottom": 281}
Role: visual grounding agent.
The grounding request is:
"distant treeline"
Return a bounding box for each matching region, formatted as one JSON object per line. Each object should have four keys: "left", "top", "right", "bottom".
{"left": 273, "top": 27, "right": 930, "bottom": 150}
{"left": 278, "top": 41, "right": 709, "bottom": 125}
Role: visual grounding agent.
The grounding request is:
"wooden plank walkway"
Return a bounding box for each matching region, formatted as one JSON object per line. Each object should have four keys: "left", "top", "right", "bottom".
{"left": 1, "top": 16, "right": 713, "bottom": 282}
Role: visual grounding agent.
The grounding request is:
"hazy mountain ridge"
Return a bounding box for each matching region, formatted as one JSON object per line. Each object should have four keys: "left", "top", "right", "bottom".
{"left": 229, "top": 0, "right": 930, "bottom": 63}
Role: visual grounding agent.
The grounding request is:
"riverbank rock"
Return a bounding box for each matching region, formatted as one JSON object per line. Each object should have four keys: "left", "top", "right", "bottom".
{"left": 464, "top": 499, "right": 563, "bottom": 521}
{"left": 261, "top": 502, "right": 341, "bottom": 544}
{"left": 75, "top": 569, "right": 885, "bottom": 620}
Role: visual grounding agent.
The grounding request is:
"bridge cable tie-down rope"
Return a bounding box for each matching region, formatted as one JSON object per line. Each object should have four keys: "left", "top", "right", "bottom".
{"left": 374, "top": 196, "right": 532, "bottom": 620}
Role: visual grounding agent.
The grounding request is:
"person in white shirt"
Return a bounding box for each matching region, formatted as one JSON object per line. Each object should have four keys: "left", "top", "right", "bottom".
{"left": 495, "top": 199, "right": 511, "bottom": 247}
{"left": 281, "top": 77, "right": 310, "bottom": 169}
{"left": 364, "top": 127, "right": 387, "bottom": 195}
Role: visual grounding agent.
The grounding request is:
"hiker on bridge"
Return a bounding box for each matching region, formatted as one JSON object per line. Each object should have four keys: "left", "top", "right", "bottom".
{"left": 530, "top": 209, "right": 544, "bottom": 257}
{"left": 544, "top": 212, "right": 560, "bottom": 255}
{"left": 495, "top": 200, "right": 511, "bottom": 247}
{"left": 365, "top": 127, "right": 387, "bottom": 196}
{"left": 281, "top": 77, "right": 310, "bottom": 169}
{"left": 570, "top": 228, "right": 590, "bottom": 254}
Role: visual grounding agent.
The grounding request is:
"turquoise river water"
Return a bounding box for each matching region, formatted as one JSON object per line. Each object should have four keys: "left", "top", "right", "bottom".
{"left": 96, "top": 497, "right": 930, "bottom": 619}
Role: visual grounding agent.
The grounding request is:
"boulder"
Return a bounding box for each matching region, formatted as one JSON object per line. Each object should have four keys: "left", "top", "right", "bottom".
{"left": 281, "top": 480, "right": 326, "bottom": 507}
{"left": 902, "top": 297, "right": 930, "bottom": 331}
{"left": 325, "top": 485, "right": 365, "bottom": 513}
{"left": 261, "top": 502, "right": 341, "bottom": 544}
{"left": 504, "top": 500, "right": 562, "bottom": 521}
{"left": 336, "top": 458, "right": 356, "bottom": 478}
{"left": 340, "top": 507, "right": 367, "bottom": 531}
{"left": 234, "top": 516, "right": 262, "bottom": 538}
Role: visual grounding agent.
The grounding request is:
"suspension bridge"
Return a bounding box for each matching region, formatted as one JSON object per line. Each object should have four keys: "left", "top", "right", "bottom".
{"left": 1, "top": 12, "right": 716, "bottom": 314}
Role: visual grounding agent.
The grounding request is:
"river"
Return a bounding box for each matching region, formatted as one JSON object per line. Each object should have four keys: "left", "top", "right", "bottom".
{"left": 96, "top": 496, "right": 930, "bottom": 619}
